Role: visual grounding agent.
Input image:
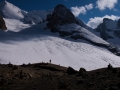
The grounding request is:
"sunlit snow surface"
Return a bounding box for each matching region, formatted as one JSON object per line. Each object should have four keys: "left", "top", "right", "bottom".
{"left": 0, "top": 1, "right": 27, "bottom": 19}
{"left": 0, "top": 18, "right": 120, "bottom": 71}
{"left": 59, "top": 23, "right": 109, "bottom": 45}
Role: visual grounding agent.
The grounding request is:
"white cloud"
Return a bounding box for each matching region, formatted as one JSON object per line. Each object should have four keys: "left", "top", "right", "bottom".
{"left": 71, "top": 6, "right": 86, "bottom": 17}
{"left": 71, "top": 3, "right": 93, "bottom": 17}
{"left": 85, "top": 3, "right": 94, "bottom": 10}
{"left": 96, "top": 0, "right": 118, "bottom": 10}
{"left": 87, "top": 15, "right": 120, "bottom": 29}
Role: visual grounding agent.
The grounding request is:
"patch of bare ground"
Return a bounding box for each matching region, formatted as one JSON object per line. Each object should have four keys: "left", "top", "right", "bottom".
{"left": 0, "top": 63, "right": 120, "bottom": 90}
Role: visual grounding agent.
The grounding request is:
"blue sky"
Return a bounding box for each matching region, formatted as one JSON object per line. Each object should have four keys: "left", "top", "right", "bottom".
{"left": 1, "top": 0, "right": 120, "bottom": 28}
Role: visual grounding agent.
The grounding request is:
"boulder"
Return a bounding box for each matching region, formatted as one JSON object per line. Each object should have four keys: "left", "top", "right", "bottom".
{"left": 107, "top": 63, "right": 113, "bottom": 70}
{"left": 67, "top": 66, "right": 78, "bottom": 74}
{"left": 78, "top": 68, "right": 86, "bottom": 76}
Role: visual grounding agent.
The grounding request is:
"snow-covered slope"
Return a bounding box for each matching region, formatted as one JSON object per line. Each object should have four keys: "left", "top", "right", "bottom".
{"left": 0, "top": 19, "right": 120, "bottom": 71}
{"left": 58, "top": 23, "right": 109, "bottom": 45}
{"left": 4, "top": 18, "right": 31, "bottom": 32}
{"left": 0, "top": 0, "right": 27, "bottom": 20}
{"left": 76, "top": 18, "right": 101, "bottom": 36}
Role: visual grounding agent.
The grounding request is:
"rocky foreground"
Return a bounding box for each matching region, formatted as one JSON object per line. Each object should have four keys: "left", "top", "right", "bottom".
{"left": 0, "top": 63, "right": 120, "bottom": 90}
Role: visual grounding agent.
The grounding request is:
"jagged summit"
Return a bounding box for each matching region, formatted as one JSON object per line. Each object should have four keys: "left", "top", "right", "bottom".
{"left": 103, "top": 18, "right": 112, "bottom": 22}
{"left": 95, "top": 18, "right": 120, "bottom": 45}
{"left": 47, "top": 4, "right": 79, "bottom": 30}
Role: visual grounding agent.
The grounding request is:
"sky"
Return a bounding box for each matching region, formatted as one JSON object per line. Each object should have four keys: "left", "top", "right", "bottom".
{"left": 1, "top": 0, "right": 120, "bottom": 28}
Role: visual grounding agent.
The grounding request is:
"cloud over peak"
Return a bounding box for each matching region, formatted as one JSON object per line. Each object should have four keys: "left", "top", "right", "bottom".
{"left": 71, "top": 3, "right": 93, "bottom": 17}
{"left": 96, "top": 0, "right": 118, "bottom": 10}
{"left": 87, "top": 15, "right": 120, "bottom": 29}
{"left": 71, "top": 6, "right": 86, "bottom": 17}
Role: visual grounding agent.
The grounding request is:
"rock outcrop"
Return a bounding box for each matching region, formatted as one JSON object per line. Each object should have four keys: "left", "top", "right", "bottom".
{"left": 96, "top": 22, "right": 109, "bottom": 40}
{"left": 117, "top": 19, "right": 120, "bottom": 27}
{"left": 0, "top": 15, "right": 7, "bottom": 30}
{"left": 96, "top": 18, "right": 117, "bottom": 40}
{"left": 47, "top": 4, "right": 79, "bottom": 31}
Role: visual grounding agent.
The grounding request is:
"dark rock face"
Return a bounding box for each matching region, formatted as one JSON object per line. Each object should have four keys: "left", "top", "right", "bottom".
{"left": 96, "top": 23, "right": 109, "bottom": 40}
{"left": 0, "top": 15, "right": 7, "bottom": 30}
{"left": 96, "top": 18, "right": 120, "bottom": 40}
{"left": 114, "top": 30, "right": 120, "bottom": 38}
{"left": 103, "top": 18, "right": 110, "bottom": 22}
{"left": 117, "top": 19, "right": 120, "bottom": 27}
{"left": 47, "top": 4, "right": 79, "bottom": 30}
{"left": 96, "top": 18, "right": 115, "bottom": 40}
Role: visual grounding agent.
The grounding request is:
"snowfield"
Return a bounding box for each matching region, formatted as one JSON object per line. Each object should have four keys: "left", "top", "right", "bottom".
{"left": 0, "top": 19, "right": 120, "bottom": 71}
{"left": 4, "top": 18, "right": 31, "bottom": 32}
{"left": 59, "top": 23, "right": 109, "bottom": 45}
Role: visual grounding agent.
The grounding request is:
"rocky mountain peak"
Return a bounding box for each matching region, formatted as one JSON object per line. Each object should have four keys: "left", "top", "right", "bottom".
{"left": 47, "top": 4, "right": 79, "bottom": 30}
{"left": 103, "top": 18, "right": 111, "bottom": 22}
{"left": 54, "top": 4, "right": 67, "bottom": 13}
{"left": 95, "top": 17, "right": 120, "bottom": 43}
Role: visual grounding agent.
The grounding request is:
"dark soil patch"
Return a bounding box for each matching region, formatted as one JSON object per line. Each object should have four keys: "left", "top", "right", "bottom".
{"left": 0, "top": 63, "right": 120, "bottom": 90}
